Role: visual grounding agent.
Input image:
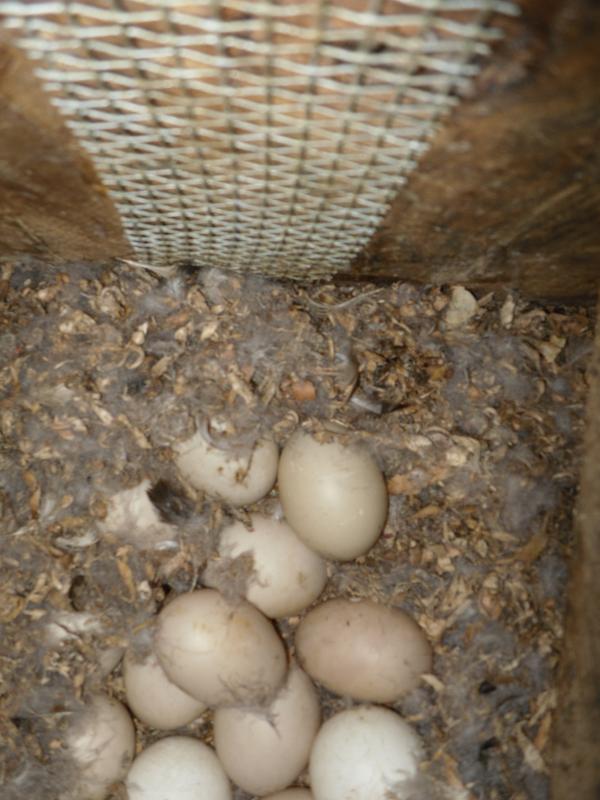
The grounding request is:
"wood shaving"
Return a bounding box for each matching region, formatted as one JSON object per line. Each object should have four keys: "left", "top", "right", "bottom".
{"left": 0, "top": 262, "right": 593, "bottom": 800}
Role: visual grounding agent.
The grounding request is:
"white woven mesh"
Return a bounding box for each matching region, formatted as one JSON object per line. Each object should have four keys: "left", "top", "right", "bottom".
{"left": 2, "top": 0, "right": 518, "bottom": 278}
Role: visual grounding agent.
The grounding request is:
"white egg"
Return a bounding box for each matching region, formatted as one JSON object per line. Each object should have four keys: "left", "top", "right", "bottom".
{"left": 125, "top": 736, "right": 231, "bottom": 800}
{"left": 123, "top": 642, "right": 206, "bottom": 730}
{"left": 175, "top": 430, "right": 278, "bottom": 506}
{"left": 65, "top": 694, "right": 135, "bottom": 800}
{"left": 214, "top": 665, "right": 320, "bottom": 795}
{"left": 204, "top": 514, "right": 327, "bottom": 618}
{"left": 295, "top": 598, "right": 432, "bottom": 703}
{"left": 309, "top": 706, "right": 424, "bottom": 800}
{"left": 277, "top": 431, "right": 388, "bottom": 560}
{"left": 262, "top": 791, "right": 314, "bottom": 800}
{"left": 154, "top": 589, "right": 287, "bottom": 707}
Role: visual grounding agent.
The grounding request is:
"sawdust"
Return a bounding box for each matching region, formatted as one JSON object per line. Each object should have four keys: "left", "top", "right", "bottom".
{"left": 0, "top": 259, "right": 593, "bottom": 800}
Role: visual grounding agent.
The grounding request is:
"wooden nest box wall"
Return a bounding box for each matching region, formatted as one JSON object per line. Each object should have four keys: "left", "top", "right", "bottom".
{"left": 0, "top": 2, "right": 598, "bottom": 799}
{"left": 0, "top": 0, "right": 598, "bottom": 297}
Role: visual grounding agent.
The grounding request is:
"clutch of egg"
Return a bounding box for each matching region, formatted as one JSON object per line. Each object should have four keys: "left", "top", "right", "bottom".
{"left": 61, "top": 428, "right": 433, "bottom": 799}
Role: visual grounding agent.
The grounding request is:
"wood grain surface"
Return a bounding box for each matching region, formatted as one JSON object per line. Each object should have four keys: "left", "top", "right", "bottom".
{"left": 350, "top": 0, "right": 600, "bottom": 300}
{"left": 551, "top": 298, "right": 600, "bottom": 800}
{"left": 0, "top": 41, "right": 130, "bottom": 264}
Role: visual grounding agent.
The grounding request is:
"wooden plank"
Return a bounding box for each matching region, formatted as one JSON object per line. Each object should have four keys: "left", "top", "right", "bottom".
{"left": 0, "top": 42, "right": 130, "bottom": 264}
{"left": 551, "top": 299, "right": 600, "bottom": 799}
{"left": 350, "top": 0, "right": 600, "bottom": 300}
